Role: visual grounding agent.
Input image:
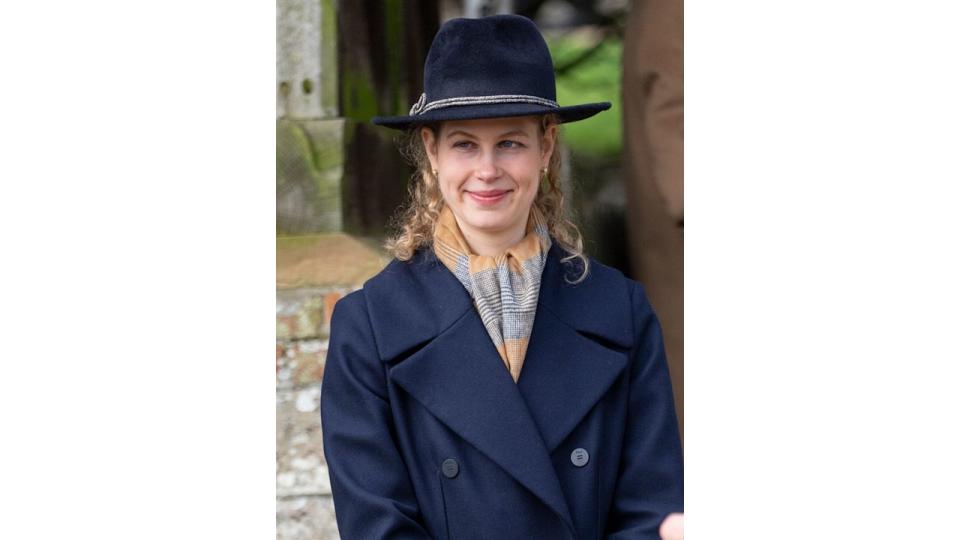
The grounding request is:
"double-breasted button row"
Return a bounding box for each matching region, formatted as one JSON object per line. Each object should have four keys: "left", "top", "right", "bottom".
{"left": 442, "top": 450, "right": 587, "bottom": 479}
{"left": 441, "top": 458, "right": 459, "bottom": 478}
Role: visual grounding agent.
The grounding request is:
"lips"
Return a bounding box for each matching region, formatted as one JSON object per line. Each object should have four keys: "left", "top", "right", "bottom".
{"left": 466, "top": 189, "right": 511, "bottom": 205}
{"left": 470, "top": 189, "right": 510, "bottom": 197}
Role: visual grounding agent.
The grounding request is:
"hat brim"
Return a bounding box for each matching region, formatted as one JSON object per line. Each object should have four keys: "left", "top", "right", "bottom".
{"left": 371, "top": 101, "right": 611, "bottom": 130}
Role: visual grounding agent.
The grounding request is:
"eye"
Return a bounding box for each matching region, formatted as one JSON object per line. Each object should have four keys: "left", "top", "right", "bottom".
{"left": 452, "top": 140, "right": 476, "bottom": 150}
{"left": 499, "top": 140, "right": 525, "bottom": 149}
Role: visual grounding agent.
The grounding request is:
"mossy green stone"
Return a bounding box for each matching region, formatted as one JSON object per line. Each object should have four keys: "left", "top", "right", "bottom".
{"left": 320, "top": 0, "right": 338, "bottom": 116}
{"left": 277, "top": 118, "right": 345, "bottom": 233}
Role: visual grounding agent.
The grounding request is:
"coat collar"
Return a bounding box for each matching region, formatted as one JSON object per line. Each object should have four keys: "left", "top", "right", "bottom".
{"left": 363, "top": 242, "right": 633, "bottom": 536}
{"left": 364, "top": 242, "right": 633, "bottom": 359}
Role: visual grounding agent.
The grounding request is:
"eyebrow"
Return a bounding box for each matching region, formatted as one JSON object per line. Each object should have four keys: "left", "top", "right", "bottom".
{"left": 444, "top": 129, "right": 531, "bottom": 140}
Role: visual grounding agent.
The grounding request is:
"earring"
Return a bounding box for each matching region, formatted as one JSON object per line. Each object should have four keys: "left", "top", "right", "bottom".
{"left": 540, "top": 167, "right": 548, "bottom": 178}
{"left": 432, "top": 169, "right": 438, "bottom": 178}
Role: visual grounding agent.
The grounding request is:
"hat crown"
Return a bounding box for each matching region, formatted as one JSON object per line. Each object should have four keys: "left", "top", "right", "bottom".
{"left": 371, "top": 14, "right": 610, "bottom": 129}
{"left": 423, "top": 15, "right": 557, "bottom": 104}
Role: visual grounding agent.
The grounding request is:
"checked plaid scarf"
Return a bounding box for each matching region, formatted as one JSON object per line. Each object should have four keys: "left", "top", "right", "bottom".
{"left": 433, "top": 204, "right": 551, "bottom": 382}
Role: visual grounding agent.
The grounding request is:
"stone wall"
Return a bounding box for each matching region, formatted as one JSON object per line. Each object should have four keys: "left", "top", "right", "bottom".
{"left": 276, "top": 234, "right": 389, "bottom": 539}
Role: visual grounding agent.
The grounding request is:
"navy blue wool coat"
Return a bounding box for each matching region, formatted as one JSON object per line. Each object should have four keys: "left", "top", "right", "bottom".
{"left": 320, "top": 244, "right": 683, "bottom": 539}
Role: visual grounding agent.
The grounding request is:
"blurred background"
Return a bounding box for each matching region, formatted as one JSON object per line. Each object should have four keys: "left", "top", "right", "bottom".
{"left": 276, "top": 1, "right": 682, "bottom": 537}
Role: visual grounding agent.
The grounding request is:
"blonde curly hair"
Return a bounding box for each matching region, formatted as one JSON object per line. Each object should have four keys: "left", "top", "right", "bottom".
{"left": 384, "top": 114, "right": 589, "bottom": 283}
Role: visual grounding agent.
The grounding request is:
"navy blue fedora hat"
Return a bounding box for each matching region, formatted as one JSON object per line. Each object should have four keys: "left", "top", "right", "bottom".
{"left": 372, "top": 14, "right": 611, "bottom": 130}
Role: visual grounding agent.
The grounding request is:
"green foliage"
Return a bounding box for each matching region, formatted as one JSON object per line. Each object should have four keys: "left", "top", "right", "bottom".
{"left": 548, "top": 35, "right": 622, "bottom": 158}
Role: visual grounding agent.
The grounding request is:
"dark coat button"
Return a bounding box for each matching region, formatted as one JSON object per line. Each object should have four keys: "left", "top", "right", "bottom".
{"left": 570, "top": 448, "right": 589, "bottom": 467}
{"left": 441, "top": 458, "right": 459, "bottom": 478}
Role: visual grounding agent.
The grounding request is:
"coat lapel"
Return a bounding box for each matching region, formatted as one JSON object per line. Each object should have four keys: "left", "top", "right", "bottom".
{"left": 517, "top": 304, "right": 630, "bottom": 452}
{"left": 369, "top": 245, "right": 633, "bottom": 537}
{"left": 389, "top": 307, "right": 577, "bottom": 535}
{"left": 516, "top": 244, "right": 634, "bottom": 453}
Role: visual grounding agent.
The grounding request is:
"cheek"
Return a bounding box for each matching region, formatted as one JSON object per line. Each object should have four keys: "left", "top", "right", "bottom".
{"left": 521, "top": 184, "right": 539, "bottom": 207}
{"left": 439, "top": 160, "right": 471, "bottom": 188}
{"left": 511, "top": 156, "right": 541, "bottom": 182}
{"left": 436, "top": 176, "right": 461, "bottom": 206}
{"left": 514, "top": 166, "right": 541, "bottom": 194}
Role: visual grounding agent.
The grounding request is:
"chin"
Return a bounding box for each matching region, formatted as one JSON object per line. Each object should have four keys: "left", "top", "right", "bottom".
{"left": 463, "top": 214, "right": 511, "bottom": 232}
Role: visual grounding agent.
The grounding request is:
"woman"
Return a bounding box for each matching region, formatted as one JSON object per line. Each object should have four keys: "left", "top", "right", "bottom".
{"left": 320, "top": 14, "right": 683, "bottom": 539}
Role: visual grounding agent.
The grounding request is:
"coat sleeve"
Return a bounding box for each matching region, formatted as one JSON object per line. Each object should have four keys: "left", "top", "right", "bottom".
{"left": 320, "top": 291, "right": 433, "bottom": 539}
{"left": 604, "top": 281, "right": 684, "bottom": 539}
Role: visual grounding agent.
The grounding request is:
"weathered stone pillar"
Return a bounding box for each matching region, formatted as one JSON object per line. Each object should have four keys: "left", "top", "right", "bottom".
{"left": 277, "top": 0, "right": 342, "bottom": 234}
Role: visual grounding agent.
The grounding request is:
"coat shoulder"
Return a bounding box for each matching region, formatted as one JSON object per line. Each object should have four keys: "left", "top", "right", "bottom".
{"left": 352, "top": 249, "right": 474, "bottom": 361}
{"left": 581, "top": 255, "right": 656, "bottom": 322}
{"left": 539, "top": 246, "right": 639, "bottom": 349}
{"left": 583, "top": 254, "right": 632, "bottom": 289}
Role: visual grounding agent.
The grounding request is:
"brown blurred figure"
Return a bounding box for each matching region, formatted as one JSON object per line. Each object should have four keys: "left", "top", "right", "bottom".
{"left": 622, "top": 0, "right": 684, "bottom": 440}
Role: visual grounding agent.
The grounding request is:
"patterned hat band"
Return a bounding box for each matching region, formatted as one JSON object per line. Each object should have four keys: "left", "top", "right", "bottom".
{"left": 409, "top": 93, "right": 560, "bottom": 115}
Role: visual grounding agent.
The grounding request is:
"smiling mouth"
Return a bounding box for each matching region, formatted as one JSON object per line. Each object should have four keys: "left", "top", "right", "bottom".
{"left": 466, "top": 189, "right": 512, "bottom": 204}
{"left": 469, "top": 189, "right": 510, "bottom": 197}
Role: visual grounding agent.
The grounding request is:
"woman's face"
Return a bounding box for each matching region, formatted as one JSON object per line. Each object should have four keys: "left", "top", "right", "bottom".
{"left": 422, "top": 116, "right": 557, "bottom": 251}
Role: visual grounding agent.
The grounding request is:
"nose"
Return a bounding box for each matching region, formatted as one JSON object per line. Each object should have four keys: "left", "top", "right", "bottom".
{"left": 474, "top": 151, "right": 500, "bottom": 182}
